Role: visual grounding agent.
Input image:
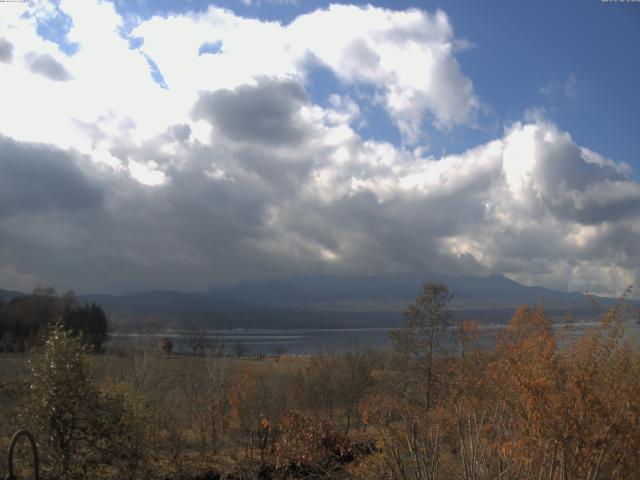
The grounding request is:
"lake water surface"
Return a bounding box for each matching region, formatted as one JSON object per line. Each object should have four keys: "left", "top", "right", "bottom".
{"left": 108, "top": 320, "right": 640, "bottom": 355}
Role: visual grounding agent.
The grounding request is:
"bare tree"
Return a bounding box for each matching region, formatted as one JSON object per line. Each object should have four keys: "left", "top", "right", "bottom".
{"left": 184, "top": 320, "right": 208, "bottom": 355}
{"left": 390, "top": 281, "right": 452, "bottom": 410}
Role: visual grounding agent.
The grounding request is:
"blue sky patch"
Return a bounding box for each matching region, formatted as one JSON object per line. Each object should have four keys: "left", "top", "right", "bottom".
{"left": 141, "top": 52, "right": 168, "bottom": 89}
{"left": 198, "top": 40, "right": 223, "bottom": 56}
{"left": 27, "top": 2, "right": 79, "bottom": 56}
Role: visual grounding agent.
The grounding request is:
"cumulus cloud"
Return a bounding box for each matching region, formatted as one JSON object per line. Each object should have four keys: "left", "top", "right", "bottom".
{"left": 24, "top": 52, "right": 73, "bottom": 81}
{"left": 289, "top": 5, "right": 479, "bottom": 142}
{"left": 0, "top": 38, "right": 13, "bottom": 63}
{"left": 132, "top": 3, "right": 478, "bottom": 144}
{"left": 167, "top": 124, "right": 191, "bottom": 142}
{"left": 0, "top": 135, "right": 104, "bottom": 217}
{"left": 501, "top": 122, "right": 640, "bottom": 225}
{"left": 193, "top": 78, "right": 310, "bottom": 146}
{"left": 0, "top": 0, "right": 639, "bottom": 297}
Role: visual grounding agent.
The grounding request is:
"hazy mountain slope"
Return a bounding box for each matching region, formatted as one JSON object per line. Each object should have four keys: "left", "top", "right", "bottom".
{"left": 78, "top": 290, "right": 254, "bottom": 319}
{"left": 78, "top": 290, "right": 404, "bottom": 329}
{"left": 0, "top": 289, "right": 27, "bottom": 301}
{"left": 3, "top": 275, "right": 633, "bottom": 330}
{"left": 206, "top": 274, "right": 609, "bottom": 310}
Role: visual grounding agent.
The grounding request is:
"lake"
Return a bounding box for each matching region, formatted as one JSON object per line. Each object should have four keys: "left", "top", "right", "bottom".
{"left": 107, "top": 320, "right": 640, "bottom": 355}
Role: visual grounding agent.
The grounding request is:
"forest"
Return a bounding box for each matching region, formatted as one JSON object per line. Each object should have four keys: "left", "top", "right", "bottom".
{"left": 0, "top": 288, "right": 108, "bottom": 353}
{"left": 0, "top": 283, "right": 639, "bottom": 480}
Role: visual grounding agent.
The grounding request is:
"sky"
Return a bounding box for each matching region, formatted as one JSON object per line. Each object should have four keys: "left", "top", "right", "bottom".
{"left": 0, "top": 0, "right": 639, "bottom": 296}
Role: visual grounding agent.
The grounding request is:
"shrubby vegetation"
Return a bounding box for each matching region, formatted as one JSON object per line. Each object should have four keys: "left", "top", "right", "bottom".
{"left": 23, "top": 321, "right": 148, "bottom": 479}
{"left": 0, "top": 282, "right": 639, "bottom": 479}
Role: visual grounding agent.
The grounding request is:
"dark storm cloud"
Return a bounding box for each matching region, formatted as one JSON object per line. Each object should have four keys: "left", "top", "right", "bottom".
{"left": 192, "top": 78, "right": 310, "bottom": 146}
{"left": 0, "top": 135, "right": 104, "bottom": 217}
{"left": 24, "top": 52, "right": 72, "bottom": 81}
{"left": 0, "top": 38, "right": 13, "bottom": 63}
{"left": 0, "top": 133, "right": 282, "bottom": 292}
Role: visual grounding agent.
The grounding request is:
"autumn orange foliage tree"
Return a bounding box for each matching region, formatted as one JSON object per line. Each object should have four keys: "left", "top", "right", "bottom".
{"left": 365, "top": 293, "right": 640, "bottom": 480}
{"left": 271, "top": 412, "right": 351, "bottom": 479}
{"left": 490, "top": 303, "right": 640, "bottom": 479}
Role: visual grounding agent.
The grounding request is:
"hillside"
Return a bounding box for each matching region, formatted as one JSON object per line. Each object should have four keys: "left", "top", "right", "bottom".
{"left": 205, "top": 274, "right": 616, "bottom": 310}
{"left": 86, "top": 274, "right": 633, "bottom": 329}
{"left": 4, "top": 275, "right": 633, "bottom": 330}
{"left": 0, "top": 289, "right": 27, "bottom": 301}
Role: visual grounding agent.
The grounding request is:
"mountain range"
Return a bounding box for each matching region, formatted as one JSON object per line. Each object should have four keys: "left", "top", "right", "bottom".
{"left": 2, "top": 274, "right": 636, "bottom": 330}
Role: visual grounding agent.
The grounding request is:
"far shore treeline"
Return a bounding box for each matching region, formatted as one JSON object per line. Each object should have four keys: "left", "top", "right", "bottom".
{"left": 0, "top": 287, "right": 107, "bottom": 353}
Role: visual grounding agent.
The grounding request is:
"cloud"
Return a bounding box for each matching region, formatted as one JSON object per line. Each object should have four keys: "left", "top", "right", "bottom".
{"left": 193, "top": 78, "right": 310, "bottom": 146}
{"left": 2, "top": 103, "right": 640, "bottom": 296}
{"left": 0, "top": 135, "right": 104, "bottom": 217}
{"left": 24, "top": 52, "right": 73, "bottom": 81}
{"left": 168, "top": 124, "right": 191, "bottom": 142}
{"left": 132, "top": 4, "right": 478, "bottom": 144}
{"left": 0, "top": 0, "right": 639, "bottom": 297}
{"left": 539, "top": 73, "right": 579, "bottom": 101}
{"left": 447, "top": 121, "right": 640, "bottom": 294}
{"left": 288, "top": 5, "right": 479, "bottom": 142}
{"left": 240, "top": 0, "right": 299, "bottom": 5}
{"left": 0, "top": 38, "right": 14, "bottom": 63}
{"left": 564, "top": 73, "right": 578, "bottom": 99}
{"left": 501, "top": 122, "right": 640, "bottom": 225}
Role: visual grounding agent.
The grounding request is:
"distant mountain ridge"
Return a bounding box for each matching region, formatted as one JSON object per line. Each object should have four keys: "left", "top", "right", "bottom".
{"left": 205, "top": 274, "right": 610, "bottom": 309}
{"left": 0, "top": 289, "right": 26, "bottom": 301}
{"left": 2, "top": 275, "right": 634, "bottom": 330}
{"left": 80, "top": 290, "right": 252, "bottom": 317}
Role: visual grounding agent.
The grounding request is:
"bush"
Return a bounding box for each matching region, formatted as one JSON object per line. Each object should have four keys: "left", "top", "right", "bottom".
{"left": 23, "top": 321, "right": 149, "bottom": 479}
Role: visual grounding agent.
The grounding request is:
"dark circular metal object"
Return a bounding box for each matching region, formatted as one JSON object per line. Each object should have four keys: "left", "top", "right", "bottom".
{"left": 6, "top": 430, "right": 39, "bottom": 480}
